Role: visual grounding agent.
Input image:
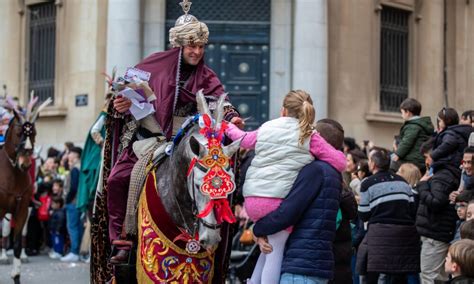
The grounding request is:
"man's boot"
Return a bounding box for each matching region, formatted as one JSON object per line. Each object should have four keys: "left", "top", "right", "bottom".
{"left": 110, "top": 249, "right": 129, "bottom": 264}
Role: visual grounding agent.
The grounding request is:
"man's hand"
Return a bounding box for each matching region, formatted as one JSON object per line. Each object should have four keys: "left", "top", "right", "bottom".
{"left": 113, "top": 96, "right": 132, "bottom": 113}
{"left": 127, "top": 81, "right": 154, "bottom": 98}
{"left": 449, "top": 190, "right": 460, "bottom": 203}
{"left": 391, "top": 153, "right": 399, "bottom": 162}
{"left": 420, "top": 172, "right": 432, "bottom": 182}
{"left": 256, "top": 236, "right": 272, "bottom": 254}
{"left": 231, "top": 117, "right": 245, "bottom": 130}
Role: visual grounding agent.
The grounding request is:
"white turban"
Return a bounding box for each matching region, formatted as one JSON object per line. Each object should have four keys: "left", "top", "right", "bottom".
{"left": 169, "top": 14, "right": 209, "bottom": 47}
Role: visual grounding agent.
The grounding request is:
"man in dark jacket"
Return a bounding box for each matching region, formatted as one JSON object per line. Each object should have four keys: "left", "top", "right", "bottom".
{"left": 252, "top": 119, "right": 345, "bottom": 283}
{"left": 417, "top": 138, "right": 461, "bottom": 283}
{"left": 392, "top": 98, "right": 434, "bottom": 173}
{"left": 357, "top": 147, "right": 420, "bottom": 284}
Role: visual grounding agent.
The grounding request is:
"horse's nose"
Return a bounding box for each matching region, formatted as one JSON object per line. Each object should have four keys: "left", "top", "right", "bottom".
{"left": 199, "top": 229, "right": 221, "bottom": 247}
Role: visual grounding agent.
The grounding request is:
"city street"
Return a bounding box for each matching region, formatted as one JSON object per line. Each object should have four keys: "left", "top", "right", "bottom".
{"left": 0, "top": 254, "right": 89, "bottom": 284}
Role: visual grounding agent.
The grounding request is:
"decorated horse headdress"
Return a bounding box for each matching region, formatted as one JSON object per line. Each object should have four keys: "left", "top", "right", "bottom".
{"left": 3, "top": 92, "right": 52, "bottom": 167}
{"left": 186, "top": 90, "right": 240, "bottom": 225}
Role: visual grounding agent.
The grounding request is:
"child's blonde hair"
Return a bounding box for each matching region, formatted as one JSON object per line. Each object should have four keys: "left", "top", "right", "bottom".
{"left": 283, "top": 90, "right": 315, "bottom": 145}
{"left": 449, "top": 239, "right": 474, "bottom": 277}
{"left": 397, "top": 163, "right": 421, "bottom": 187}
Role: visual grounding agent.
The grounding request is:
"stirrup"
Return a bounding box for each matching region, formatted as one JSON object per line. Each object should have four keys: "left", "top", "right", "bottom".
{"left": 110, "top": 239, "right": 135, "bottom": 267}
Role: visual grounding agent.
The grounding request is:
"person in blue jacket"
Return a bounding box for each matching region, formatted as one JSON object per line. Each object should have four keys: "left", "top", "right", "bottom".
{"left": 252, "top": 119, "right": 345, "bottom": 284}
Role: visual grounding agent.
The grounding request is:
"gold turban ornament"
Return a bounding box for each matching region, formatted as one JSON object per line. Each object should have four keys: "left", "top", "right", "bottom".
{"left": 169, "top": 0, "right": 209, "bottom": 48}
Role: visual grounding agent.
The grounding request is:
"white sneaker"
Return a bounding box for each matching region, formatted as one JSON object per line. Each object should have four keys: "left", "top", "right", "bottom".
{"left": 60, "top": 252, "right": 79, "bottom": 262}
{"left": 20, "top": 249, "right": 28, "bottom": 261}
{"left": 0, "top": 250, "right": 8, "bottom": 262}
{"left": 49, "top": 251, "right": 62, "bottom": 259}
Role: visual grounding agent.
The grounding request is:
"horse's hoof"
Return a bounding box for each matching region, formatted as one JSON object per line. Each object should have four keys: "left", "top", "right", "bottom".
{"left": 13, "top": 275, "right": 20, "bottom": 284}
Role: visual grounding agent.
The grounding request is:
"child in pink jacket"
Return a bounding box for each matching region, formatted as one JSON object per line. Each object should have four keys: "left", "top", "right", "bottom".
{"left": 226, "top": 90, "right": 346, "bottom": 284}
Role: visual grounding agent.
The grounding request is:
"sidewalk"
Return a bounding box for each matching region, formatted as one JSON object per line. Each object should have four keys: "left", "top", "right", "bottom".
{"left": 0, "top": 253, "right": 89, "bottom": 284}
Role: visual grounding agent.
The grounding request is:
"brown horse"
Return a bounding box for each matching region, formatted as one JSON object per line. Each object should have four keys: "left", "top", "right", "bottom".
{"left": 0, "top": 96, "right": 51, "bottom": 284}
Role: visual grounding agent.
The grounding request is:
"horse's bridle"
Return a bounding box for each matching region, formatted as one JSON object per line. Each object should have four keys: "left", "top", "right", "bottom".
{"left": 187, "top": 162, "right": 223, "bottom": 231}
{"left": 5, "top": 119, "right": 35, "bottom": 169}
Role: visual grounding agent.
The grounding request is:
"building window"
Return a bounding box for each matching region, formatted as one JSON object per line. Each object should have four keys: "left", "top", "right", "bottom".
{"left": 28, "top": 2, "right": 56, "bottom": 104}
{"left": 380, "top": 6, "right": 410, "bottom": 112}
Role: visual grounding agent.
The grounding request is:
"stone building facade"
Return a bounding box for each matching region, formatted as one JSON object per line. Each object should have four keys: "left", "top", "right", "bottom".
{"left": 0, "top": 0, "right": 473, "bottom": 151}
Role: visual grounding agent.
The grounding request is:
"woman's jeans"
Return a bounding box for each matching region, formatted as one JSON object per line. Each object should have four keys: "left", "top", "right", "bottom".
{"left": 65, "top": 203, "right": 83, "bottom": 255}
{"left": 280, "top": 273, "right": 328, "bottom": 284}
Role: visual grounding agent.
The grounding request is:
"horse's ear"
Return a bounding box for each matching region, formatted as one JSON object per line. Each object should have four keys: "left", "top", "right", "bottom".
{"left": 223, "top": 137, "right": 242, "bottom": 158}
{"left": 214, "top": 94, "right": 227, "bottom": 130}
{"left": 188, "top": 135, "right": 206, "bottom": 158}
{"left": 196, "top": 89, "right": 210, "bottom": 117}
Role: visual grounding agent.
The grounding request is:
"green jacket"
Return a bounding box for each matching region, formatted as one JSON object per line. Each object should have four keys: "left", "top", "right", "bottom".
{"left": 396, "top": 116, "right": 434, "bottom": 169}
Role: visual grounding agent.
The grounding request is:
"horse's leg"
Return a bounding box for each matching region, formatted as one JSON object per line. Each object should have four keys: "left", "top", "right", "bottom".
{"left": 11, "top": 203, "right": 28, "bottom": 283}
{"left": 1, "top": 214, "right": 12, "bottom": 262}
{"left": 20, "top": 208, "right": 31, "bottom": 262}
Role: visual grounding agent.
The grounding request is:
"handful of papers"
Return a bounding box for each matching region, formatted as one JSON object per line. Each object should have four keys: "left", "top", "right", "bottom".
{"left": 113, "top": 67, "right": 155, "bottom": 120}
{"left": 118, "top": 87, "right": 155, "bottom": 120}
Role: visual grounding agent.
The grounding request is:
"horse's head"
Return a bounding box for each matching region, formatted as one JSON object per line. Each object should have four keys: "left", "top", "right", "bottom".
{"left": 182, "top": 90, "right": 241, "bottom": 249}
{"left": 3, "top": 94, "right": 51, "bottom": 170}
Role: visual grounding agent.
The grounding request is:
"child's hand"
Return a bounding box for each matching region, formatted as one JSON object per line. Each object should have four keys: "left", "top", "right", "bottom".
{"left": 256, "top": 237, "right": 272, "bottom": 254}
{"left": 351, "top": 172, "right": 359, "bottom": 181}
{"left": 231, "top": 117, "right": 245, "bottom": 129}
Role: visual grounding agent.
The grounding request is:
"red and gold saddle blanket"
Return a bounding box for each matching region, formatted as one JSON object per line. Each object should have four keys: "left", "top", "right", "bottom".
{"left": 137, "top": 171, "right": 215, "bottom": 284}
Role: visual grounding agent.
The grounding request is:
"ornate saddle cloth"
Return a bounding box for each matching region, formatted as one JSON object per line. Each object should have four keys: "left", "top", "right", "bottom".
{"left": 137, "top": 171, "right": 215, "bottom": 284}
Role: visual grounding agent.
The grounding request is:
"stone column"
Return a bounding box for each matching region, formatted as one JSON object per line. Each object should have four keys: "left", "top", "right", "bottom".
{"left": 106, "top": 0, "right": 141, "bottom": 76}
{"left": 292, "top": 0, "right": 328, "bottom": 119}
{"left": 142, "top": 0, "right": 166, "bottom": 57}
{"left": 269, "top": 0, "right": 293, "bottom": 119}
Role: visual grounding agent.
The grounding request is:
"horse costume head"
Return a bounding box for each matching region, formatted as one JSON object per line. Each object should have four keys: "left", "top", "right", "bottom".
{"left": 3, "top": 93, "right": 52, "bottom": 170}
{"left": 187, "top": 90, "right": 241, "bottom": 248}
{"left": 161, "top": 90, "right": 240, "bottom": 252}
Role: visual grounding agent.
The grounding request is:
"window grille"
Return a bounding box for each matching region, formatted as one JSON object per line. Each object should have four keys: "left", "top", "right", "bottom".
{"left": 28, "top": 2, "right": 56, "bottom": 104}
{"left": 380, "top": 6, "right": 410, "bottom": 112}
{"left": 166, "top": 0, "right": 271, "bottom": 23}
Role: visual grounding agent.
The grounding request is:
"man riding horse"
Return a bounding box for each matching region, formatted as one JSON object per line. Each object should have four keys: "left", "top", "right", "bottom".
{"left": 91, "top": 1, "right": 243, "bottom": 283}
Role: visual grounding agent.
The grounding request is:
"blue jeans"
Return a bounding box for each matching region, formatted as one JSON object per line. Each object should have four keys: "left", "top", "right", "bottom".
{"left": 280, "top": 273, "right": 328, "bottom": 284}
{"left": 50, "top": 231, "right": 64, "bottom": 254}
{"left": 65, "top": 203, "right": 83, "bottom": 254}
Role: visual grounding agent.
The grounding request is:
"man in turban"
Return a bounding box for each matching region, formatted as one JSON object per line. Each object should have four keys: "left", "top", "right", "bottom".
{"left": 107, "top": 9, "right": 242, "bottom": 264}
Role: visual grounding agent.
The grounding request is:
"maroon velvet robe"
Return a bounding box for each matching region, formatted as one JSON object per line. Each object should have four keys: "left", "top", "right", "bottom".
{"left": 135, "top": 47, "right": 225, "bottom": 139}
